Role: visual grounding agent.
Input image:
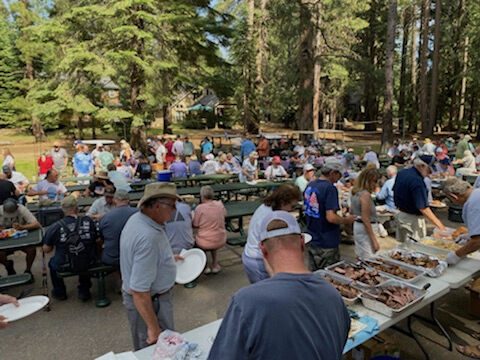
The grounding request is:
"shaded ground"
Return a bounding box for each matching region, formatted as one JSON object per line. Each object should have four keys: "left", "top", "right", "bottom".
{"left": 0, "top": 208, "right": 479, "bottom": 359}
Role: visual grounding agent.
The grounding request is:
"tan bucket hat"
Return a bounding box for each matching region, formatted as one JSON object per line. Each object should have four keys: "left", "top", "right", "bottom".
{"left": 137, "top": 182, "right": 180, "bottom": 208}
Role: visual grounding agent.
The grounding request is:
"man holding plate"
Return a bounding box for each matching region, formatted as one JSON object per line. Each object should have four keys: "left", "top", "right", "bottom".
{"left": 120, "top": 182, "right": 183, "bottom": 350}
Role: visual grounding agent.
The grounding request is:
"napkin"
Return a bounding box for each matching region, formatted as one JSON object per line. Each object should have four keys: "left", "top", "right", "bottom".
{"left": 343, "top": 315, "right": 379, "bottom": 354}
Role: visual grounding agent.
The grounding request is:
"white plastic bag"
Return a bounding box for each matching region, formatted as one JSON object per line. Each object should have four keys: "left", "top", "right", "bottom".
{"left": 152, "top": 330, "right": 187, "bottom": 360}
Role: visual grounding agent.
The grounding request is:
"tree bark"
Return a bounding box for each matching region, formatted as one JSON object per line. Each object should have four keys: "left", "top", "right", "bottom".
{"left": 468, "top": 91, "right": 476, "bottom": 133}
{"left": 408, "top": 4, "right": 418, "bottom": 133}
{"left": 244, "top": 0, "right": 258, "bottom": 133}
{"left": 297, "top": 0, "right": 314, "bottom": 131}
{"left": 312, "top": 1, "right": 322, "bottom": 136}
{"left": 255, "top": 0, "right": 268, "bottom": 117}
{"left": 364, "top": 1, "right": 378, "bottom": 132}
{"left": 458, "top": 36, "right": 469, "bottom": 126}
{"left": 398, "top": 6, "right": 410, "bottom": 135}
{"left": 382, "top": 0, "right": 397, "bottom": 152}
{"left": 162, "top": 104, "right": 172, "bottom": 135}
{"left": 419, "top": 0, "right": 431, "bottom": 136}
{"left": 428, "top": 0, "right": 441, "bottom": 133}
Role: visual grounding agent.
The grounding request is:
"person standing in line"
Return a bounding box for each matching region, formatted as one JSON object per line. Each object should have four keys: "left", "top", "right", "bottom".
{"left": 172, "top": 135, "right": 184, "bottom": 157}
{"left": 51, "top": 141, "right": 69, "bottom": 175}
{"left": 183, "top": 136, "right": 195, "bottom": 157}
{"left": 240, "top": 135, "right": 256, "bottom": 161}
{"left": 73, "top": 145, "right": 94, "bottom": 183}
{"left": 2, "top": 148, "right": 15, "bottom": 171}
{"left": 38, "top": 150, "right": 54, "bottom": 180}
{"left": 120, "top": 183, "right": 183, "bottom": 350}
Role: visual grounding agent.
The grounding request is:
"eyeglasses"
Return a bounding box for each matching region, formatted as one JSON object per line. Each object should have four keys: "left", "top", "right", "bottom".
{"left": 158, "top": 201, "right": 176, "bottom": 210}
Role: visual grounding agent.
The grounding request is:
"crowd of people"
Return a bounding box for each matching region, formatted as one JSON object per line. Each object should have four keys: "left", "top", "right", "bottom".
{"left": 1, "top": 132, "right": 480, "bottom": 358}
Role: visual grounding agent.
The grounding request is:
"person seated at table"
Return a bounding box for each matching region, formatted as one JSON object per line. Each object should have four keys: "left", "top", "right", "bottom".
{"left": 242, "top": 184, "right": 301, "bottom": 283}
{"left": 169, "top": 156, "right": 188, "bottom": 178}
{"left": 86, "top": 186, "right": 116, "bottom": 220}
{"left": 363, "top": 146, "right": 379, "bottom": 169}
{"left": 216, "top": 154, "right": 232, "bottom": 175}
{"left": 193, "top": 186, "right": 226, "bottom": 274}
{"left": 455, "top": 134, "right": 471, "bottom": 160}
{"left": 295, "top": 163, "right": 316, "bottom": 193}
{"left": 0, "top": 174, "right": 19, "bottom": 205}
{"left": 410, "top": 144, "right": 420, "bottom": 160}
{"left": 342, "top": 148, "right": 355, "bottom": 171}
{"left": 387, "top": 142, "right": 399, "bottom": 159}
{"left": 265, "top": 156, "right": 288, "bottom": 180}
{"left": 28, "top": 169, "right": 67, "bottom": 203}
{"left": 187, "top": 155, "right": 202, "bottom": 176}
{"left": 135, "top": 155, "right": 152, "bottom": 180}
{"left": 239, "top": 152, "right": 259, "bottom": 183}
{"left": 114, "top": 158, "right": 134, "bottom": 181}
{"left": 421, "top": 138, "right": 436, "bottom": 155}
{"left": 2, "top": 165, "right": 29, "bottom": 194}
{"left": 107, "top": 163, "right": 132, "bottom": 192}
{"left": 209, "top": 211, "right": 350, "bottom": 360}
{"left": 433, "top": 157, "right": 454, "bottom": 177}
{"left": 0, "top": 198, "right": 40, "bottom": 278}
{"left": 84, "top": 171, "right": 114, "bottom": 198}
{"left": 37, "top": 150, "right": 54, "bottom": 180}
{"left": 201, "top": 154, "right": 218, "bottom": 175}
{"left": 287, "top": 151, "right": 303, "bottom": 175}
{"left": 42, "top": 196, "right": 97, "bottom": 301}
{"left": 376, "top": 165, "right": 397, "bottom": 210}
{"left": 456, "top": 150, "right": 477, "bottom": 176}
{"left": 445, "top": 137, "right": 455, "bottom": 149}
{"left": 351, "top": 168, "right": 382, "bottom": 259}
{"left": 391, "top": 150, "right": 408, "bottom": 167}
{"left": 165, "top": 200, "right": 194, "bottom": 254}
{"left": 226, "top": 153, "right": 242, "bottom": 175}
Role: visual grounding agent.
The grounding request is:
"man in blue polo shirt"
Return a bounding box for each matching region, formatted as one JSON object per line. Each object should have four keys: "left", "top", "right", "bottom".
{"left": 240, "top": 135, "right": 256, "bottom": 161}
{"left": 393, "top": 157, "right": 446, "bottom": 242}
{"left": 304, "top": 158, "right": 356, "bottom": 270}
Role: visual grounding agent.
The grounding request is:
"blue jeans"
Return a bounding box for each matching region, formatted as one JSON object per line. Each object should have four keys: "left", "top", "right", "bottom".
{"left": 242, "top": 252, "right": 269, "bottom": 284}
{"left": 49, "top": 259, "right": 91, "bottom": 297}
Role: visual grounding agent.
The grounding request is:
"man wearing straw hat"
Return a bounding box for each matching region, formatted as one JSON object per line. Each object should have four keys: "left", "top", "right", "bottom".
{"left": 120, "top": 182, "right": 183, "bottom": 350}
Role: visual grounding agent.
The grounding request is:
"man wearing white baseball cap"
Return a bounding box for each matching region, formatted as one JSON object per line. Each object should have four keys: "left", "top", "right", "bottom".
{"left": 294, "top": 163, "right": 316, "bottom": 193}
{"left": 209, "top": 211, "right": 350, "bottom": 360}
{"left": 304, "top": 158, "right": 356, "bottom": 270}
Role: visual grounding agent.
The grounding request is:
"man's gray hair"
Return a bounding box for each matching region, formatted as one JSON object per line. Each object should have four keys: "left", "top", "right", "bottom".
{"left": 443, "top": 178, "right": 471, "bottom": 196}
{"left": 386, "top": 165, "right": 397, "bottom": 176}
{"left": 200, "top": 185, "right": 215, "bottom": 200}
{"left": 413, "top": 157, "right": 427, "bottom": 167}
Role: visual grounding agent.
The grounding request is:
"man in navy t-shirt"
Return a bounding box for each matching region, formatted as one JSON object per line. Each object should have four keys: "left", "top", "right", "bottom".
{"left": 304, "top": 158, "right": 355, "bottom": 270}
{"left": 208, "top": 211, "right": 350, "bottom": 360}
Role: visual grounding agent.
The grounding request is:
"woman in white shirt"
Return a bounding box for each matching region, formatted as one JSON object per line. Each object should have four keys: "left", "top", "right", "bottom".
{"left": 457, "top": 150, "right": 477, "bottom": 176}
{"left": 202, "top": 154, "right": 218, "bottom": 175}
{"left": 242, "top": 184, "right": 301, "bottom": 283}
{"left": 239, "top": 152, "right": 259, "bottom": 182}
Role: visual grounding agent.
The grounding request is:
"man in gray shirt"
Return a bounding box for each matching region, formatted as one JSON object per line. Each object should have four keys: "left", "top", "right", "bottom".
{"left": 51, "top": 141, "right": 68, "bottom": 172}
{"left": 120, "top": 183, "right": 183, "bottom": 350}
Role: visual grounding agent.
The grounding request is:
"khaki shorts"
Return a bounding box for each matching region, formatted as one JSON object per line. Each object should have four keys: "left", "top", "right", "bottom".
{"left": 394, "top": 211, "right": 426, "bottom": 243}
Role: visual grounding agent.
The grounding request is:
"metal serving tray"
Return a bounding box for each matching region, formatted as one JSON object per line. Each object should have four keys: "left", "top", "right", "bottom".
{"left": 314, "top": 270, "right": 367, "bottom": 306}
{"left": 360, "top": 279, "right": 429, "bottom": 317}
{"left": 325, "top": 260, "right": 390, "bottom": 288}
{"left": 380, "top": 249, "right": 447, "bottom": 277}
{"left": 365, "top": 257, "right": 426, "bottom": 283}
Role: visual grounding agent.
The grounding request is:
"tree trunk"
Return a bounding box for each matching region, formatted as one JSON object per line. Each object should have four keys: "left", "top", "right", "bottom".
{"left": 408, "top": 4, "right": 418, "bottom": 133}
{"left": 243, "top": 0, "right": 258, "bottom": 133}
{"left": 255, "top": 0, "right": 268, "bottom": 122}
{"left": 297, "top": 0, "right": 314, "bottom": 131}
{"left": 364, "top": 1, "right": 378, "bottom": 132}
{"left": 419, "top": 0, "right": 431, "bottom": 136}
{"left": 312, "top": 1, "right": 322, "bottom": 137}
{"left": 468, "top": 91, "right": 476, "bottom": 133}
{"left": 458, "top": 36, "right": 469, "bottom": 126}
{"left": 428, "top": 0, "right": 441, "bottom": 135}
{"left": 162, "top": 104, "right": 172, "bottom": 135}
{"left": 398, "top": 6, "right": 410, "bottom": 135}
{"left": 382, "top": 0, "right": 397, "bottom": 152}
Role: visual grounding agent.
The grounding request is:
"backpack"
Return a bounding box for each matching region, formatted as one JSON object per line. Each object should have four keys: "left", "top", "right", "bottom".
{"left": 59, "top": 218, "right": 94, "bottom": 273}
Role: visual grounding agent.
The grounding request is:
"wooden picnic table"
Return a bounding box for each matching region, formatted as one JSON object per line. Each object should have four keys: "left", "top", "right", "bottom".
{"left": 0, "top": 229, "right": 43, "bottom": 251}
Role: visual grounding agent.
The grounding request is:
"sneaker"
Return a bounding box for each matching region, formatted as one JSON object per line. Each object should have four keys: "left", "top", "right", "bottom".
{"left": 78, "top": 291, "right": 91, "bottom": 302}
{"left": 5, "top": 260, "right": 16, "bottom": 276}
{"left": 203, "top": 267, "right": 212, "bottom": 275}
{"left": 212, "top": 265, "right": 221, "bottom": 274}
{"left": 51, "top": 290, "right": 67, "bottom": 301}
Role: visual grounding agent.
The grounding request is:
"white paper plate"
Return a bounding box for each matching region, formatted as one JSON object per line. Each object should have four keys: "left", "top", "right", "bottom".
{"left": 246, "top": 180, "right": 257, "bottom": 186}
{"left": 0, "top": 295, "right": 49, "bottom": 322}
{"left": 303, "top": 233, "right": 312, "bottom": 244}
{"left": 175, "top": 249, "right": 207, "bottom": 284}
{"left": 429, "top": 201, "right": 447, "bottom": 208}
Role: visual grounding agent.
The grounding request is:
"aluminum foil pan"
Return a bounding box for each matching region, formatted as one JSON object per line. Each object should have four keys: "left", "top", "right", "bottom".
{"left": 325, "top": 260, "right": 390, "bottom": 288}
{"left": 365, "top": 257, "right": 426, "bottom": 283}
{"left": 360, "top": 279, "right": 429, "bottom": 317}
{"left": 314, "top": 270, "right": 366, "bottom": 305}
{"left": 380, "top": 249, "right": 447, "bottom": 278}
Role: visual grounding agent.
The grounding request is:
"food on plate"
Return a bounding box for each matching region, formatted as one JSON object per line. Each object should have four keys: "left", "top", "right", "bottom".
{"left": 365, "top": 259, "right": 417, "bottom": 280}
{"left": 0, "top": 229, "right": 15, "bottom": 239}
{"left": 430, "top": 200, "right": 443, "bottom": 206}
{"left": 365, "top": 286, "right": 417, "bottom": 309}
{"left": 324, "top": 275, "right": 359, "bottom": 299}
{"left": 422, "top": 238, "right": 461, "bottom": 251}
{"left": 332, "top": 263, "right": 386, "bottom": 286}
{"left": 452, "top": 226, "right": 468, "bottom": 239}
{"left": 388, "top": 251, "right": 440, "bottom": 269}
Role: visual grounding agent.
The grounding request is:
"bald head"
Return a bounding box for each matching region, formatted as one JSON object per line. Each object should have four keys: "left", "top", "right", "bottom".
{"left": 386, "top": 165, "right": 397, "bottom": 178}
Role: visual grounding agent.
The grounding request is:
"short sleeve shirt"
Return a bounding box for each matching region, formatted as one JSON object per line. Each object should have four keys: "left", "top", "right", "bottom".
{"left": 393, "top": 167, "right": 428, "bottom": 215}
{"left": 32, "top": 179, "right": 67, "bottom": 201}
{"left": 88, "top": 179, "right": 114, "bottom": 197}
{"left": 86, "top": 196, "right": 115, "bottom": 217}
{"left": 239, "top": 159, "right": 257, "bottom": 182}
{"left": 265, "top": 165, "right": 287, "bottom": 180}
{"left": 304, "top": 179, "right": 341, "bottom": 248}
{"left": 463, "top": 189, "right": 480, "bottom": 238}
{"left": 165, "top": 202, "right": 194, "bottom": 254}
{"left": 120, "top": 212, "right": 176, "bottom": 294}
{"left": 51, "top": 148, "right": 68, "bottom": 169}
{"left": 0, "top": 204, "right": 37, "bottom": 228}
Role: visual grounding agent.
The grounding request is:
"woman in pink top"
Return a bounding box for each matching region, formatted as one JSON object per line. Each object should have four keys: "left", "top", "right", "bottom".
{"left": 193, "top": 186, "right": 227, "bottom": 274}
